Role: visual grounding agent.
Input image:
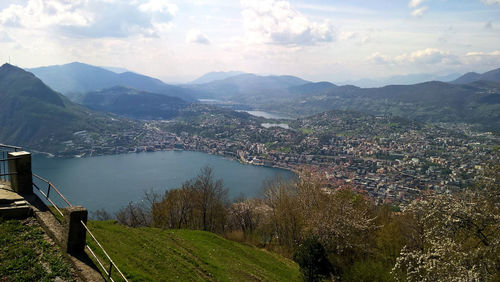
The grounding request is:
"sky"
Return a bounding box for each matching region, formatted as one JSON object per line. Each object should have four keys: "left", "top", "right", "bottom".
{"left": 0, "top": 0, "right": 499, "bottom": 83}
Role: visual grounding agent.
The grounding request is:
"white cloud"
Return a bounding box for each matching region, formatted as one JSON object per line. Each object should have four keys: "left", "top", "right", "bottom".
{"left": 463, "top": 51, "right": 500, "bottom": 65}
{"left": 481, "top": 0, "right": 500, "bottom": 4}
{"left": 240, "top": 0, "right": 335, "bottom": 46}
{"left": 0, "top": 0, "right": 177, "bottom": 38}
{"left": 369, "top": 48, "right": 456, "bottom": 65}
{"left": 411, "top": 6, "right": 428, "bottom": 17}
{"left": 408, "top": 0, "right": 428, "bottom": 17}
{"left": 186, "top": 29, "right": 210, "bottom": 44}
{"left": 139, "top": 0, "right": 178, "bottom": 15}
{"left": 339, "top": 30, "right": 377, "bottom": 45}
{"left": 367, "top": 52, "right": 392, "bottom": 64}
{"left": 408, "top": 0, "right": 425, "bottom": 8}
{"left": 0, "top": 30, "right": 13, "bottom": 43}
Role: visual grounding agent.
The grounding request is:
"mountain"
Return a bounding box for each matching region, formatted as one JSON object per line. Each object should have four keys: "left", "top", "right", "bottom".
{"left": 187, "top": 73, "right": 310, "bottom": 101}
{"left": 337, "top": 73, "right": 462, "bottom": 88}
{"left": 191, "top": 71, "right": 245, "bottom": 84}
{"left": 80, "top": 86, "right": 188, "bottom": 120}
{"left": 28, "top": 62, "right": 196, "bottom": 101}
{"left": 101, "top": 66, "right": 130, "bottom": 73}
{"left": 0, "top": 63, "right": 137, "bottom": 151}
{"left": 248, "top": 79, "right": 500, "bottom": 131}
{"left": 452, "top": 68, "right": 500, "bottom": 84}
{"left": 288, "top": 81, "right": 337, "bottom": 94}
{"left": 451, "top": 72, "right": 482, "bottom": 84}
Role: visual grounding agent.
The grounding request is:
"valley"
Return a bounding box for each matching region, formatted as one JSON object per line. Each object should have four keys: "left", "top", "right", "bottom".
{"left": 1, "top": 62, "right": 498, "bottom": 207}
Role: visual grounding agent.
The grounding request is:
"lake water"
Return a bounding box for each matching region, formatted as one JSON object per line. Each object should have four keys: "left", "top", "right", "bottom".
{"left": 239, "top": 110, "right": 294, "bottom": 120}
{"left": 31, "top": 151, "right": 293, "bottom": 213}
{"left": 261, "top": 123, "right": 290, "bottom": 129}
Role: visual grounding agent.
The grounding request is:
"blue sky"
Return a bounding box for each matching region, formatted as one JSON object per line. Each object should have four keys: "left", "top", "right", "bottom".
{"left": 0, "top": 0, "right": 499, "bottom": 83}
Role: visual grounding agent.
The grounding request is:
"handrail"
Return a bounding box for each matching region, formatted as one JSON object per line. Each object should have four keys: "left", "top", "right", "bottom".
{"left": 0, "top": 143, "right": 21, "bottom": 181}
{"left": 81, "top": 220, "right": 129, "bottom": 282}
{"left": 33, "top": 173, "right": 72, "bottom": 207}
{"left": 32, "top": 173, "right": 128, "bottom": 281}
{"left": 0, "top": 144, "right": 22, "bottom": 151}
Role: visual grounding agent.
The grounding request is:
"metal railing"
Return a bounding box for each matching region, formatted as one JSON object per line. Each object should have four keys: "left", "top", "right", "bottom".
{"left": 32, "top": 173, "right": 128, "bottom": 282}
{"left": 0, "top": 144, "right": 22, "bottom": 181}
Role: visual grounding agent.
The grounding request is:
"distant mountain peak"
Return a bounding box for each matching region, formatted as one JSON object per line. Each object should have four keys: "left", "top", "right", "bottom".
{"left": 452, "top": 68, "right": 500, "bottom": 84}
{"left": 191, "top": 71, "right": 246, "bottom": 84}
{"left": 28, "top": 62, "right": 196, "bottom": 102}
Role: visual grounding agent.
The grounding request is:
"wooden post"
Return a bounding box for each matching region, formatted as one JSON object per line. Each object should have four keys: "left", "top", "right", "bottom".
{"left": 8, "top": 151, "right": 32, "bottom": 194}
{"left": 63, "top": 206, "right": 88, "bottom": 254}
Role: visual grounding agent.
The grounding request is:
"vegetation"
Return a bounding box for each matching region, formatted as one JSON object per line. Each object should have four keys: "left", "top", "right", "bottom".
{"left": 86, "top": 220, "right": 301, "bottom": 281}
{"left": 0, "top": 63, "right": 141, "bottom": 152}
{"left": 293, "top": 237, "right": 333, "bottom": 282}
{"left": 0, "top": 218, "right": 75, "bottom": 281}
{"left": 113, "top": 164, "right": 499, "bottom": 281}
{"left": 80, "top": 86, "right": 188, "bottom": 120}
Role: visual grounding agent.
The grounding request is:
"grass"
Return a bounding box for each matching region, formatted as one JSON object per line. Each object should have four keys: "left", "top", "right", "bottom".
{"left": 300, "top": 128, "right": 313, "bottom": 135}
{"left": 0, "top": 218, "right": 75, "bottom": 281}
{"left": 87, "top": 221, "right": 301, "bottom": 281}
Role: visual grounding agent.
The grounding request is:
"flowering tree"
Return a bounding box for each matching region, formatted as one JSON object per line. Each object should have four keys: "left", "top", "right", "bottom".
{"left": 393, "top": 165, "right": 500, "bottom": 281}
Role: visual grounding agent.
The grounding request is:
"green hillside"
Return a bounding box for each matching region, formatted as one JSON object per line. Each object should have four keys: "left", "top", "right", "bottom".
{"left": 80, "top": 86, "right": 188, "bottom": 120}
{"left": 87, "top": 221, "right": 300, "bottom": 281}
{"left": 0, "top": 63, "right": 139, "bottom": 152}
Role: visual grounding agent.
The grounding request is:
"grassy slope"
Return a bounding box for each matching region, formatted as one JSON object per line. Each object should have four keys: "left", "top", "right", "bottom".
{"left": 87, "top": 221, "right": 300, "bottom": 281}
{"left": 0, "top": 218, "right": 75, "bottom": 281}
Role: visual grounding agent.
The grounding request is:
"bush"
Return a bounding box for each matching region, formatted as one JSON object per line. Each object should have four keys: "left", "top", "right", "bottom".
{"left": 293, "top": 237, "right": 332, "bottom": 282}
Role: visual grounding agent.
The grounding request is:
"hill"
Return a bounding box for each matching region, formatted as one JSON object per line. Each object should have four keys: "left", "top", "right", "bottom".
{"left": 80, "top": 86, "right": 189, "bottom": 120}
{"left": 247, "top": 79, "right": 500, "bottom": 131}
{"left": 87, "top": 221, "right": 300, "bottom": 281}
{"left": 191, "top": 71, "right": 246, "bottom": 84}
{"left": 28, "top": 62, "right": 197, "bottom": 101}
{"left": 337, "top": 72, "right": 461, "bottom": 88}
{"left": 452, "top": 67, "right": 500, "bottom": 84}
{"left": 0, "top": 63, "right": 138, "bottom": 152}
{"left": 288, "top": 81, "right": 337, "bottom": 94}
{"left": 187, "top": 73, "right": 310, "bottom": 101}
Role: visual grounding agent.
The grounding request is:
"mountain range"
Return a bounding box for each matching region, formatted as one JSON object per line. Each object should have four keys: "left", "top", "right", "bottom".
{"left": 253, "top": 79, "right": 500, "bottom": 131}
{"left": 185, "top": 73, "right": 310, "bottom": 102}
{"left": 451, "top": 68, "right": 500, "bottom": 84}
{"left": 3, "top": 60, "right": 500, "bottom": 152}
{"left": 28, "top": 62, "right": 198, "bottom": 102}
{"left": 335, "top": 73, "right": 462, "bottom": 88}
{"left": 0, "top": 63, "right": 137, "bottom": 151}
{"left": 190, "top": 71, "right": 246, "bottom": 84}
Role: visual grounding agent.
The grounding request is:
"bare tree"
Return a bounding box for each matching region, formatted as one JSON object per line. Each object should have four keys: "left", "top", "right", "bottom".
{"left": 193, "top": 166, "right": 229, "bottom": 233}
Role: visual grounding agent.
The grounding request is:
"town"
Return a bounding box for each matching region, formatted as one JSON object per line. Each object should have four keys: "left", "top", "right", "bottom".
{"left": 53, "top": 106, "right": 499, "bottom": 206}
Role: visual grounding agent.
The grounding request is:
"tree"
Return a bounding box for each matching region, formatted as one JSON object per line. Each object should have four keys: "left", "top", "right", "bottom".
{"left": 293, "top": 237, "right": 332, "bottom": 282}
{"left": 263, "top": 176, "right": 303, "bottom": 250}
{"left": 152, "top": 182, "right": 195, "bottom": 229}
{"left": 193, "top": 166, "right": 229, "bottom": 233}
{"left": 116, "top": 189, "right": 160, "bottom": 227}
{"left": 393, "top": 165, "right": 500, "bottom": 281}
{"left": 151, "top": 166, "right": 229, "bottom": 233}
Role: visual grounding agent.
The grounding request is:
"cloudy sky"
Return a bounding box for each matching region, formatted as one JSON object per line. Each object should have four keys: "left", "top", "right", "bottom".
{"left": 0, "top": 0, "right": 499, "bottom": 83}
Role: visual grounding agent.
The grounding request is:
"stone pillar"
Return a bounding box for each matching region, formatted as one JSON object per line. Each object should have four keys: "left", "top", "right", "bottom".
{"left": 8, "top": 151, "right": 33, "bottom": 195}
{"left": 63, "top": 206, "right": 88, "bottom": 254}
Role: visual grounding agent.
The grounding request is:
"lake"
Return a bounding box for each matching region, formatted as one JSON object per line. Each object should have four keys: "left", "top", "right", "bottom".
{"left": 239, "top": 110, "right": 294, "bottom": 120}
{"left": 31, "top": 151, "right": 293, "bottom": 213}
{"left": 261, "top": 123, "right": 290, "bottom": 129}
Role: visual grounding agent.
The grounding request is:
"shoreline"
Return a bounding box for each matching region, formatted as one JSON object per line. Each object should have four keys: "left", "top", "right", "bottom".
{"left": 31, "top": 147, "right": 299, "bottom": 175}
